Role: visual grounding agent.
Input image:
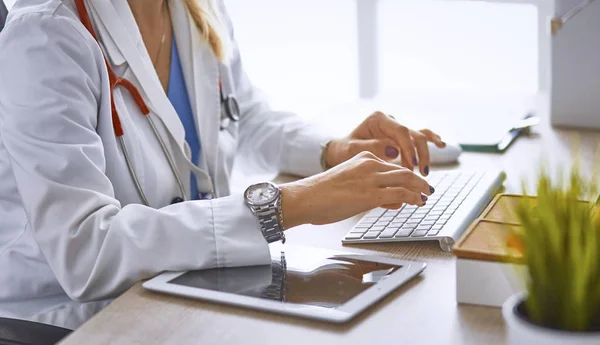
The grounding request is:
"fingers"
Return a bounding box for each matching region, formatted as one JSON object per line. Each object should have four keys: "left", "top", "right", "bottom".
{"left": 348, "top": 139, "right": 400, "bottom": 162}
{"left": 410, "top": 131, "right": 430, "bottom": 176}
{"left": 420, "top": 129, "right": 446, "bottom": 148}
{"left": 382, "top": 203, "right": 403, "bottom": 210}
{"left": 354, "top": 152, "right": 432, "bottom": 194}
{"left": 377, "top": 169, "right": 432, "bottom": 195}
{"left": 379, "top": 187, "right": 426, "bottom": 207}
{"left": 370, "top": 112, "right": 417, "bottom": 171}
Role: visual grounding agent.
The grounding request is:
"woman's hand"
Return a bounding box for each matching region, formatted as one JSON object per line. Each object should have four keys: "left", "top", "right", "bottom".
{"left": 325, "top": 111, "right": 446, "bottom": 176}
{"left": 280, "top": 151, "right": 434, "bottom": 229}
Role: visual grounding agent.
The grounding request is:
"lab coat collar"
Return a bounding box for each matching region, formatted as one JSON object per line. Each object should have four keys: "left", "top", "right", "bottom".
{"left": 85, "top": 0, "right": 220, "bottom": 183}
{"left": 85, "top": 0, "right": 187, "bottom": 159}
{"left": 169, "top": 0, "right": 219, "bottom": 177}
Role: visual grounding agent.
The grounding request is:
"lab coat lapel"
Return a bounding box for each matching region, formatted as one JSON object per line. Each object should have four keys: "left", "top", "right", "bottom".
{"left": 86, "top": 0, "right": 187, "bottom": 153}
{"left": 170, "top": 0, "right": 221, "bottom": 180}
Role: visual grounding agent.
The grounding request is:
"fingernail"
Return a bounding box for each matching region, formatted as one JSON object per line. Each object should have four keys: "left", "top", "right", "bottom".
{"left": 429, "top": 185, "right": 435, "bottom": 194}
{"left": 412, "top": 157, "right": 418, "bottom": 166}
{"left": 441, "top": 141, "right": 446, "bottom": 147}
{"left": 385, "top": 146, "right": 399, "bottom": 158}
{"left": 421, "top": 194, "right": 428, "bottom": 202}
{"left": 424, "top": 166, "right": 430, "bottom": 175}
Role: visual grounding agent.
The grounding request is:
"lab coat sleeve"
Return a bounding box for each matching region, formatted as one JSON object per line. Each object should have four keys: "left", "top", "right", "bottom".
{"left": 0, "top": 13, "right": 270, "bottom": 302}
{"left": 219, "top": 4, "right": 336, "bottom": 177}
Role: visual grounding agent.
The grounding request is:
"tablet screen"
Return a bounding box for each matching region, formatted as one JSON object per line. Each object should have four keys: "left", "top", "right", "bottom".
{"left": 168, "top": 252, "right": 402, "bottom": 308}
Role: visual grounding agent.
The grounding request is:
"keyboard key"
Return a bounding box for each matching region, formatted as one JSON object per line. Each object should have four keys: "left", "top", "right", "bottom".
{"left": 385, "top": 210, "right": 401, "bottom": 216}
{"left": 419, "top": 221, "right": 436, "bottom": 226}
{"left": 427, "top": 230, "right": 440, "bottom": 236}
{"left": 389, "top": 221, "right": 406, "bottom": 227}
{"left": 379, "top": 216, "right": 395, "bottom": 222}
{"left": 375, "top": 220, "right": 390, "bottom": 227}
{"left": 394, "top": 229, "right": 413, "bottom": 237}
{"left": 371, "top": 225, "right": 386, "bottom": 231}
{"left": 416, "top": 224, "right": 432, "bottom": 231}
{"left": 401, "top": 224, "right": 417, "bottom": 230}
{"left": 393, "top": 216, "right": 409, "bottom": 222}
{"left": 359, "top": 219, "right": 377, "bottom": 226}
{"left": 350, "top": 229, "right": 368, "bottom": 235}
{"left": 411, "top": 230, "right": 428, "bottom": 237}
{"left": 432, "top": 224, "right": 444, "bottom": 230}
{"left": 357, "top": 222, "right": 375, "bottom": 229}
{"left": 345, "top": 233, "right": 363, "bottom": 240}
{"left": 379, "top": 227, "right": 400, "bottom": 238}
{"left": 409, "top": 215, "right": 425, "bottom": 221}
{"left": 404, "top": 221, "right": 420, "bottom": 227}
{"left": 363, "top": 231, "right": 382, "bottom": 239}
{"left": 367, "top": 208, "right": 386, "bottom": 217}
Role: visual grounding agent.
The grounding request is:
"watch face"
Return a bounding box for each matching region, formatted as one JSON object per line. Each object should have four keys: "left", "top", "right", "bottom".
{"left": 245, "top": 182, "right": 279, "bottom": 206}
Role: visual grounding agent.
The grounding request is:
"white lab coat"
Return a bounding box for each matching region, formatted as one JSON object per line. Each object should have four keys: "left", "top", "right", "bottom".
{"left": 0, "top": 0, "right": 332, "bottom": 304}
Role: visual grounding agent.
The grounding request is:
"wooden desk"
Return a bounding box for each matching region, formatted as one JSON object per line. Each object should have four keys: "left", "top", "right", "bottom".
{"left": 60, "top": 96, "right": 600, "bottom": 345}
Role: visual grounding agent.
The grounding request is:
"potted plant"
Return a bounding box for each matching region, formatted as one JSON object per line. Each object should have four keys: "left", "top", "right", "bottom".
{"left": 502, "top": 166, "right": 600, "bottom": 345}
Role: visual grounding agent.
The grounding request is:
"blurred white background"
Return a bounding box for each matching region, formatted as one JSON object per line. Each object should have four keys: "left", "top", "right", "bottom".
{"left": 3, "top": 0, "right": 540, "bottom": 118}
{"left": 225, "top": 0, "right": 539, "bottom": 118}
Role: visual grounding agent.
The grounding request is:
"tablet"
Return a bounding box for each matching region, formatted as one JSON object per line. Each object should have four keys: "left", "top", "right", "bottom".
{"left": 143, "top": 245, "right": 426, "bottom": 323}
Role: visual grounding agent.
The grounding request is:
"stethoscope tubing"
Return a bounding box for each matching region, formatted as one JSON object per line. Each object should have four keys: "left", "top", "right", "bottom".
{"left": 75, "top": 0, "right": 241, "bottom": 205}
{"left": 119, "top": 136, "right": 150, "bottom": 205}
{"left": 146, "top": 113, "right": 188, "bottom": 203}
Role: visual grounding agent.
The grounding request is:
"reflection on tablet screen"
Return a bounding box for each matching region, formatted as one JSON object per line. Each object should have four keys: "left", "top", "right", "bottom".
{"left": 168, "top": 253, "right": 401, "bottom": 308}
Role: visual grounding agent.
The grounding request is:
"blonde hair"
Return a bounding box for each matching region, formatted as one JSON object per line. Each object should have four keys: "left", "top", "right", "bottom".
{"left": 183, "top": 0, "right": 231, "bottom": 62}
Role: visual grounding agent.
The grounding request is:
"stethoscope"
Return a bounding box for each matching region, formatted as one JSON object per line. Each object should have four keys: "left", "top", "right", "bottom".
{"left": 74, "top": 0, "right": 240, "bottom": 205}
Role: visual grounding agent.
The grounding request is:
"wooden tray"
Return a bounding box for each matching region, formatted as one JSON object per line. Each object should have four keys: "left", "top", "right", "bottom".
{"left": 452, "top": 194, "right": 531, "bottom": 263}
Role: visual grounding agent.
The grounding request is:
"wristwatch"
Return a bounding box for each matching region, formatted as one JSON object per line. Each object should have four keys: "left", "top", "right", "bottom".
{"left": 244, "top": 182, "right": 286, "bottom": 244}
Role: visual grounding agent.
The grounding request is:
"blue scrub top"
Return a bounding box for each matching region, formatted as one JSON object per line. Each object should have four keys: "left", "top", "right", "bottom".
{"left": 167, "top": 36, "right": 201, "bottom": 200}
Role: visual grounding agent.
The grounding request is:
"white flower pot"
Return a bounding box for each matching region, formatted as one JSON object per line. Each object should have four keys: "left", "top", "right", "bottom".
{"left": 503, "top": 292, "right": 600, "bottom": 345}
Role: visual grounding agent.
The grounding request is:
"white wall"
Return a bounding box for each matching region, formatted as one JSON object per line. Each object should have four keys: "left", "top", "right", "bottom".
{"left": 226, "top": 0, "right": 538, "bottom": 118}
{"left": 1, "top": 0, "right": 539, "bottom": 118}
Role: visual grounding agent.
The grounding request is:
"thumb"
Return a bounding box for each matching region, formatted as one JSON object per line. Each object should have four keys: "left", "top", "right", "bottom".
{"left": 351, "top": 139, "right": 399, "bottom": 162}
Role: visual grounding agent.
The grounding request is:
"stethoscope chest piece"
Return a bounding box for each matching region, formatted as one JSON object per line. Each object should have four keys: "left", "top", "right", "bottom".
{"left": 171, "top": 197, "right": 184, "bottom": 204}
{"left": 220, "top": 94, "right": 240, "bottom": 130}
{"left": 223, "top": 94, "right": 240, "bottom": 122}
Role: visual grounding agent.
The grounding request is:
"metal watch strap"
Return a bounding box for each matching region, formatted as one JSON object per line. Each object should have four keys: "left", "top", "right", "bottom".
{"left": 255, "top": 197, "right": 286, "bottom": 244}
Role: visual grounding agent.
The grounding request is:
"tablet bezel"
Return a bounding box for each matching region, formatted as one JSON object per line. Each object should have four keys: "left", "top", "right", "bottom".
{"left": 142, "top": 253, "right": 426, "bottom": 323}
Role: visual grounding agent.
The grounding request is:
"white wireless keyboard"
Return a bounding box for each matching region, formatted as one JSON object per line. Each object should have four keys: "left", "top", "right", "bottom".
{"left": 342, "top": 170, "right": 506, "bottom": 251}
